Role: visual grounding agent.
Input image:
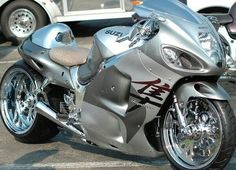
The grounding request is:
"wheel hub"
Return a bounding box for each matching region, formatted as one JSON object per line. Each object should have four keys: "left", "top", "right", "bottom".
{"left": 8, "top": 8, "right": 36, "bottom": 38}
{"left": 19, "top": 16, "right": 31, "bottom": 28}
{"left": 183, "top": 124, "right": 202, "bottom": 140}
{"left": 163, "top": 98, "right": 222, "bottom": 168}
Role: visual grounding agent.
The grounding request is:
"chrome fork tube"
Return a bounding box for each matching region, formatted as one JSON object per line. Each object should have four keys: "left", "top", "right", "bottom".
{"left": 173, "top": 95, "right": 187, "bottom": 128}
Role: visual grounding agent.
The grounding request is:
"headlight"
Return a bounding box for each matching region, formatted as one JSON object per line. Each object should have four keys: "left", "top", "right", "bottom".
{"left": 199, "top": 32, "right": 224, "bottom": 67}
{"left": 199, "top": 32, "right": 217, "bottom": 51}
{"left": 162, "top": 47, "right": 203, "bottom": 70}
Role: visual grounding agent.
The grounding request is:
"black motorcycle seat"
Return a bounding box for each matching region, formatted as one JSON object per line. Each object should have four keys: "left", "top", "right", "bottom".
{"left": 49, "top": 46, "right": 89, "bottom": 67}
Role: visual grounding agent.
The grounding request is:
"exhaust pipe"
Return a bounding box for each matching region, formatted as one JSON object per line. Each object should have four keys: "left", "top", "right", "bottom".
{"left": 35, "top": 101, "right": 85, "bottom": 137}
{"left": 220, "top": 76, "right": 236, "bottom": 82}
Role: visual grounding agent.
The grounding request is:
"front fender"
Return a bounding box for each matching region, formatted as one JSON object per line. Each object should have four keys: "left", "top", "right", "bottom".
{"left": 175, "top": 82, "right": 230, "bottom": 103}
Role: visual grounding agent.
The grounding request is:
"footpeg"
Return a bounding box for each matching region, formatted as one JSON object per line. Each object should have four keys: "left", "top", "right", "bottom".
{"left": 67, "top": 110, "right": 81, "bottom": 125}
{"left": 67, "top": 118, "right": 76, "bottom": 125}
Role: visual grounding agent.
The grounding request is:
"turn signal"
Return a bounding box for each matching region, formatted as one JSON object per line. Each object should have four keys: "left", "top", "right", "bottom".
{"left": 131, "top": 1, "right": 143, "bottom": 6}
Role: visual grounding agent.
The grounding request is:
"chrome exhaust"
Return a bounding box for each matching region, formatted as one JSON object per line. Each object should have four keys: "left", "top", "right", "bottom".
{"left": 220, "top": 75, "right": 236, "bottom": 82}
{"left": 35, "top": 101, "right": 85, "bottom": 137}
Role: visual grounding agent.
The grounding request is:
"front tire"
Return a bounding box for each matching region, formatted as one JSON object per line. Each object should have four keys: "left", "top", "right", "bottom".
{"left": 161, "top": 98, "right": 236, "bottom": 170}
{"left": 1, "top": 0, "right": 48, "bottom": 45}
{"left": 0, "top": 61, "right": 59, "bottom": 143}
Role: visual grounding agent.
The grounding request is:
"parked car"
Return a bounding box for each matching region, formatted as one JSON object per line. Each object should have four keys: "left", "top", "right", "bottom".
{"left": 187, "top": 0, "right": 235, "bottom": 14}
{"left": 0, "top": 0, "right": 235, "bottom": 45}
{"left": 0, "top": 0, "right": 142, "bottom": 44}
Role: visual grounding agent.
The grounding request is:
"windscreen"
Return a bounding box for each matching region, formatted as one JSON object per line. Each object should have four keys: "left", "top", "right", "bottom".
{"left": 135, "top": 0, "right": 202, "bottom": 24}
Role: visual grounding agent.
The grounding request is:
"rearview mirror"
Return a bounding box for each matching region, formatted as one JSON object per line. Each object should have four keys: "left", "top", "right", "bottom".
{"left": 227, "top": 3, "right": 236, "bottom": 39}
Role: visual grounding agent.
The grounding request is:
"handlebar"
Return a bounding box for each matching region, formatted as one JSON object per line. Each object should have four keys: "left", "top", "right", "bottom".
{"left": 116, "top": 15, "right": 160, "bottom": 46}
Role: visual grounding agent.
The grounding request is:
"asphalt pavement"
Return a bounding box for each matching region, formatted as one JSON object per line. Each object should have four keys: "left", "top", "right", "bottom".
{"left": 1, "top": 21, "right": 236, "bottom": 170}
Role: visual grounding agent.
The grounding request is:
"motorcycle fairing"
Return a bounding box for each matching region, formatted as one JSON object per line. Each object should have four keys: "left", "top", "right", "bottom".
{"left": 78, "top": 47, "right": 183, "bottom": 157}
{"left": 94, "top": 26, "right": 143, "bottom": 59}
{"left": 19, "top": 34, "right": 172, "bottom": 157}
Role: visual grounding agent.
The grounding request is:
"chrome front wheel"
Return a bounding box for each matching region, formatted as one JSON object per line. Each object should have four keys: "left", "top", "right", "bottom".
{"left": 161, "top": 98, "right": 236, "bottom": 170}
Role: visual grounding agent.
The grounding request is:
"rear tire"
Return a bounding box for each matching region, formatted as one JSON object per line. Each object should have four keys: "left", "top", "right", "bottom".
{"left": 0, "top": 61, "right": 59, "bottom": 143}
{"left": 161, "top": 98, "right": 236, "bottom": 170}
{"left": 1, "top": 0, "right": 48, "bottom": 45}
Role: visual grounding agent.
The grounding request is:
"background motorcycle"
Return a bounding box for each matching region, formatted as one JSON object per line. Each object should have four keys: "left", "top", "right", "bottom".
{"left": 0, "top": 0, "right": 236, "bottom": 169}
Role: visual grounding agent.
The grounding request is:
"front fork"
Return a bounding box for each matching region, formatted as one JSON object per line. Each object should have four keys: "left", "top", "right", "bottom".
{"left": 172, "top": 81, "right": 230, "bottom": 132}
{"left": 173, "top": 94, "right": 196, "bottom": 137}
{"left": 173, "top": 95, "right": 187, "bottom": 128}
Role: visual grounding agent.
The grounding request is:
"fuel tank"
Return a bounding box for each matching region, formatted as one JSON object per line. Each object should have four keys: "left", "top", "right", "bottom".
{"left": 94, "top": 26, "right": 133, "bottom": 59}
{"left": 31, "top": 23, "right": 77, "bottom": 49}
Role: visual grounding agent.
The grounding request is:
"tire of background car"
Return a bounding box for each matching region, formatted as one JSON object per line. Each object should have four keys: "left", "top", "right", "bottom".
{"left": 0, "top": 0, "right": 48, "bottom": 45}
{"left": 161, "top": 98, "right": 236, "bottom": 170}
{"left": 0, "top": 60, "right": 59, "bottom": 143}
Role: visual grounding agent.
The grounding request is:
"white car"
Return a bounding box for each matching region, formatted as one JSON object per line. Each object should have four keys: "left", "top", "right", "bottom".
{"left": 187, "top": 0, "right": 235, "bottom": 13}
{"left": 0, "top": 0, "right": 142, "bottom": 44}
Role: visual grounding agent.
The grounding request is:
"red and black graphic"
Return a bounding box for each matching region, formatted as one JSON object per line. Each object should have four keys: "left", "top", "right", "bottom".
{"left": 128, "top": 79, "right": 171, "bottom": 112}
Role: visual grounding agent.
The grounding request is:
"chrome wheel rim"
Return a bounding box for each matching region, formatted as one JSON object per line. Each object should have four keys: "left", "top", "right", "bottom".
{"left": 8, "top": 8, "right": 36, "bottom": 38}
{"left": 163, "top": 98, "right": 222, "bottom": 169}
{"left": 1, "top": 68, "right": 38, "bottom": 135}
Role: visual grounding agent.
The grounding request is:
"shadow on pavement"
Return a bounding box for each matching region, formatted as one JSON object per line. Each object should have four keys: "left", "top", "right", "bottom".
{"left": 0, "top": 46, "right": 18, "bottom": 61}
{"left": 0, "top": 28, "right": 18, "bottom": 61}
{"left": 14, "top": 150, "right": 58, "bottom": 165}
{"left": 55, "top": 130, "right": 169, "bottom": 167}
{"left": 0, "top": 32, "right": 7, "bottom": 44}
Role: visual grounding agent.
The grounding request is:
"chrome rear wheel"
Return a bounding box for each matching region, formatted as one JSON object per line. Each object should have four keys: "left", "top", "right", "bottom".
{"left": 1, "top": 68, "right": 38, "bottom": 134}
{"left": 0, "top": 61, "right": 59, "bottom": 143}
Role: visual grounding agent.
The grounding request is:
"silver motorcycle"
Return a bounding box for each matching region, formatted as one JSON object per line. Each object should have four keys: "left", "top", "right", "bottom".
{"left": 1, "top": 0, "right": 236, "bottom": 169}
